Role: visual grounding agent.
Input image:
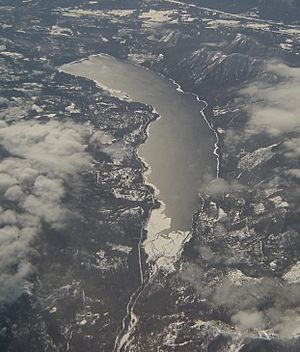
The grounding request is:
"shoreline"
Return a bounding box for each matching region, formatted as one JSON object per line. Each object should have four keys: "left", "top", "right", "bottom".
{"left": 59, "top": 52, "right": 221, "bottom": 351}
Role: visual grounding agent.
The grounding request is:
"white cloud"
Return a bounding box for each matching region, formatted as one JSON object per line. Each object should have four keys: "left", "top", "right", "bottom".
{"left": 0, "top": 120, "right": 92, "bottom": 306}
{"left": 0, "top": 173, "right": 17, "bottom": 192}
{"left": 89, "top": 130, "right": 129, "bottom": 161}
{"left": 285, "top": 169, "right": 300, "bottom": 179}
{"left": 181, "top": 264, "right": 300, "bottom": 337}
{"left": 231, "top": 310, "right": 266, "bottom": 331}
{"left": 200, "top": 176, "right": 245, "bottom": 196}
{"left": 242, "top": 62, "right": 300, "bottom": 136}
{"left": 4, "top": 185, "right": 24, "bottom": 202}
{"left": 283, "top": 138, "right": 300, "bottom": 158}
{"left": 0, "top": 209, "right": 18, "bottom": 225}
{"left": 0, "top": 120, "right": 91, "bottom": 177}
{"left": 89, "top": 130, "right": 114, "bottom": 145}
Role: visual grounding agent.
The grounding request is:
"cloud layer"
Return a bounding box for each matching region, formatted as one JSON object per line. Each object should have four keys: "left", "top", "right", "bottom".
{"left": 0, "top": 120, "right": 91, "bottom": 306}
{"left": 200, "top": 176, "right": 245, "bottom": 197}
{"left": 243, "top": 62, "right": 300, "bottom": 136}
{"left": 181, "top": 263, "right": 300, "bottom": 337}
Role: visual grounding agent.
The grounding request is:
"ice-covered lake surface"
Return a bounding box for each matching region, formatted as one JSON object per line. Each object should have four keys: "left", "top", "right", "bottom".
{"left": 61, "top": 54, "right": 216, "bottom": 268}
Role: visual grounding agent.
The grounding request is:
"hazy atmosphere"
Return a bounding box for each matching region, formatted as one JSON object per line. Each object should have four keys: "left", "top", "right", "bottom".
{"left": 1, "top": 0, "right": 300, "bottom": 351}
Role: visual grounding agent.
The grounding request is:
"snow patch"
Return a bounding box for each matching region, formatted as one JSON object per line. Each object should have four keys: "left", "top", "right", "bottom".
{"left": 283, "top": 261, "right": 300, "bottom": 284}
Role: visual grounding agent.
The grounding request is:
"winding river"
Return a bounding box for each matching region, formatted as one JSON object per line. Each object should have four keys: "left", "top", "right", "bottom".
{"left": 60, "top": 54, "right": 217, "bottom": 351}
